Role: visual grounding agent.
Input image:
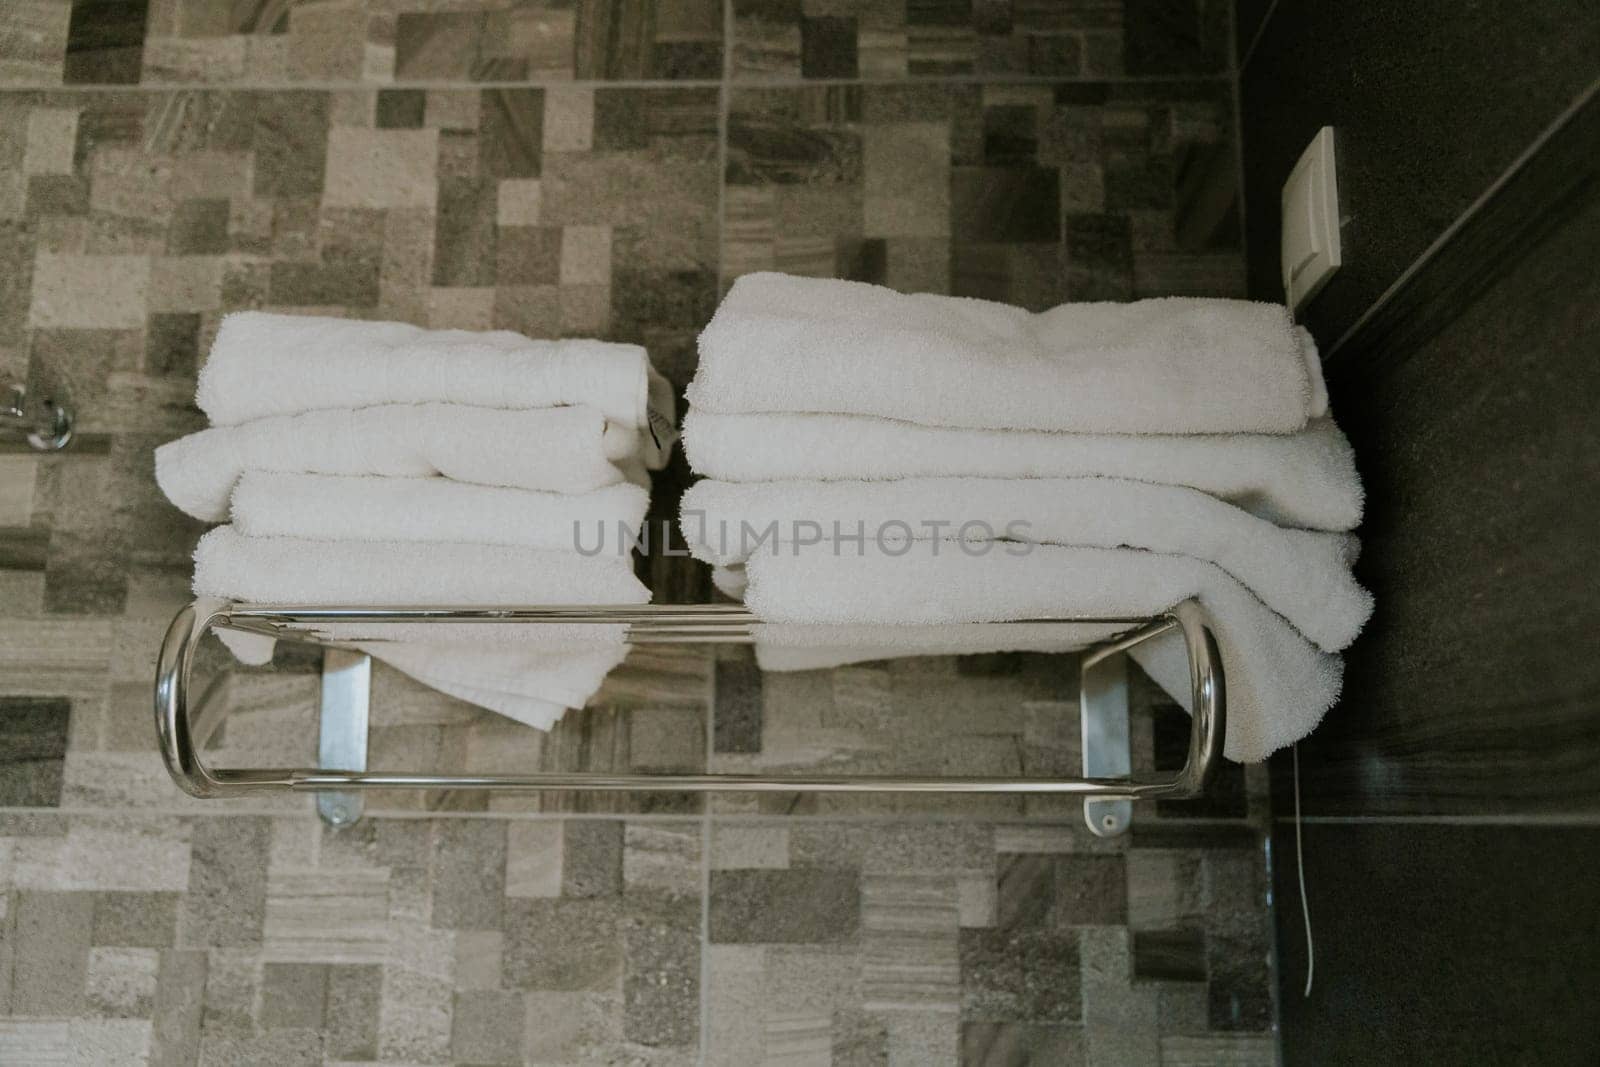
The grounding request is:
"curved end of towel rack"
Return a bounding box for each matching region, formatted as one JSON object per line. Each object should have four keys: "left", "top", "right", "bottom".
{"left": 4, "top": 384, "right": 74, "bottom": 452}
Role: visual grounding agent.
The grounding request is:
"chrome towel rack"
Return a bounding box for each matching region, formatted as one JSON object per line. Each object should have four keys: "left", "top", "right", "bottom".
{"left": 154, "top": 599, "right": 1225, "bottom": 837}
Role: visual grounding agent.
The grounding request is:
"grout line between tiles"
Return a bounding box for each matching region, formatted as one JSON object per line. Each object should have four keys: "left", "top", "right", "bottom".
{"left": 0, "top": 72, "right": 1237, "bottom": 94}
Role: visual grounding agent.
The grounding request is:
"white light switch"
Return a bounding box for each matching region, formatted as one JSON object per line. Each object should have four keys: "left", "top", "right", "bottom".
{"left": 1280, "top": 126, "right": 1342, "bottom": 311}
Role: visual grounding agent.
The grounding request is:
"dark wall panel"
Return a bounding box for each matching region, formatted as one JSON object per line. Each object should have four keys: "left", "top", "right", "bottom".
{"left": 1277, "top": 185, "right": 1600, "bottom": 817}
{"left": 1272, "top": 823, "right": 1600, "bottom": 1066}
{"left": 1240, "top": 1, "right": 1600, "bottom": 343}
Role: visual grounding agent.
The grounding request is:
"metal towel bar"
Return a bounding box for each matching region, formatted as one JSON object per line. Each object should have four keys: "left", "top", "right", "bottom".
{"left": 154, "top": 598, "right": 1225, "bottom": 837}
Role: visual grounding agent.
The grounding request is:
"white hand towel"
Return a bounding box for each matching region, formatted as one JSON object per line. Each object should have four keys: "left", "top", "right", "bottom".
{"left": 737, "top": 543, "right": 1342, "bottom": 763}
{"left": 198, "top": 311, "right": 655, "bottom": 430}
{"left": 155, "top": 403, "right": 639, "bottom": 522}
{"left": 682, "top": 411, "right": 1360, "bottom": 532}
{"left": 232, "top": 472, "right": 649, "bottom": 551}
{"left": 689, "top": 272, "right": 1325, "bottom": 434}
{"left": 193, "top": 528, "right": 647, "bottom": 729}
{"left": 680, "top": 476, "right": 1371, "bottom": 652}
{"left": 193, "top": 527, "right": 647, "bottom": 611}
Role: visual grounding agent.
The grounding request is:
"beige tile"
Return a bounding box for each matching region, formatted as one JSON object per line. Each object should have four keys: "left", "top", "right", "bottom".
{"left": 148, "top": 255, "right": 222, "bottom": 312}
{"left": 0, "top": 455, "right": 38, "bottom": 525}
{"left": 164, "top": 150, "right": 252, "bottom": 202}
{"left": 860, "top": 874, "right": 960, "bottom": 1014}
{"left": 497, "top": 179, "right": 543, "bottom": 226}
{"left": 289, "top": 0, "right": 366, "bottom": 82}
{"left": 263, "top": 868, "right": 392, "bottom": 964}
{"left": 323, "top": 127, "right": 439, "bottom": 210}
{"left": 24, "top": 107, "right": 76, "bottom": 175}
{"left": 28, "top": 253, "right": 151, "bottom": 329}
{"left": 428, "top": 286, "right": 495, "bottom": 330}
{"left": 376, "top": 965, "right": 453, "bottom": 1063}
{"left": 505, "top": 821, "right": 563, "bottom": 898}
{"left": 543, "top": 88, "right": 595, "bottom": 152}
{"left": 559, "top": 224, "right": 611, "bottom": 286}
{"left": 764, "top": 1012, "right": 831, "bottom": 1064}
{"left": 86, "top": 946, "right": 160, "bottom": 1017}
{"left": 711, "top": 824, "right": 790, "bottom": 870}
{"left": 56, "top": 816, "right": 192, "bottom": 892}
{"left": 703, "top": 946, "right": 764, "bottom": 1067}
{"left": 0, "top": 0, "right": 70, "bottom": 86}
{"left": 425, "top": 89, "right": 479, "bottom": 131}
{"left": 141, "top": 35, "right": 248, "bottom": 84}
{"left": 864, "top": 123, "right": 951, "bottom": 238}
{"left": 454, "top": 930, "right": 503, "bottom": 990}
{"left": 622, "top": 823, "right": 700, "bottom": 897}
{"left": 0, "top": 1022, "right": 70, "bottom": 1064}
{"left": 956, "top": 870, "right": 995, "bottom": 928}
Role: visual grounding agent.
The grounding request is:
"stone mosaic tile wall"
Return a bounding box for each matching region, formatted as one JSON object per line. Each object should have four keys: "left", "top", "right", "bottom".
{"left": 0, "top": 2, "right": 1274, "bottom": 1064}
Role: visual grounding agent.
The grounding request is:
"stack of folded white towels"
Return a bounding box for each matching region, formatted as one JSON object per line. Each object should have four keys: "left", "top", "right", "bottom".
{"left": 156, "top": 312, "right": 675, "bottom": 730}
{"left": 679, "top": 272, "right": 1372, "bottom": 762}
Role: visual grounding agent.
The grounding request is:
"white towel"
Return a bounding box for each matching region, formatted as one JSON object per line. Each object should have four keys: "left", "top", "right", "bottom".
{"left": 689, "top": 272, "right": 1325, "bottom": 434}
{"left": 193, "top": 527, "right": 647, "bottom": 729}
{"left": 683, "top": 411, "right": 1361, "bottom": 532}
{"left": 198, "top": 311, "right": 655, "bottom": 431}
{"left": 232, "top": 472, "right": 649, "bottom": 551}
{"left": 681, "top": 476, "right": 1371, "bottom": 653}
{"left": 736, "top": 543, "right": 1342, "bottom": 763}
{"left": 156, "top": 403, "right": 640, "bottom": 522}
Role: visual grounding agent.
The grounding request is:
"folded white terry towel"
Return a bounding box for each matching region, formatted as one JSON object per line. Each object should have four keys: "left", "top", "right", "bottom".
{"left": 689, "top": 272, "right": 1325, "bottom": 434}
{"left": 736, "top": 543, "right": 1342, "bottom": 763}
{"left": 198, "top": 312, "right": 657, "bottom": 431}
{"left": 232, "top": 472, "right": 649, "bottom": 551}
{"left": 156, "top": 403, "right": 640, "bottom": 522}
{"left": 683, "top": 411, "right": 1361, "bottom": 532}
{"left": 681, "top": 476, "right": 1371, "bottom": 652}
{"left": 193, "top": 527, "right": 647, "bottom": 728}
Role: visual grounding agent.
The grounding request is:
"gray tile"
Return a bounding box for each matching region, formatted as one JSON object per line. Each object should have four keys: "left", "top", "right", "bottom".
{"left": 8, "top": 890, "right": 93, "bottom": 1015}
{"left": 451, "top": 989, "right": 524, "bottom": 1065}
{"left": 196, "top": 1029, "right": 324, "bottom": 1067}
{"left": 92, "top": 891, "right": 179, "bottom": 947}
{"left": 709, "top": 868, "right": 861, "bottom": 944}
{"left": 324, "top": 963, "right": 382, "bottom": 1061}
{"left": 960, "top": 924, "right": 1082, "bottom": 1025}
{"left": 149, "top": 949, "right": 207, "bottom": 1067}
{"left": 260, "top": 962, "right": 329, "bottom": 1030}
{"left": 183, "top": 816, "right": 269, "bottom": 948}
{"left": 561, "top": 820, "right": 624, "bottom": 899}
{"left": 622, "top": 897, "right": 700, "bottom": 1047}
{"left": 1053, "top": 855, "right": 1127, "bottom": 927}
{"left": 430, "top": 819, "right": 506, "bottom": 930}
{"left": 1205, "top": 935, "right": 1271, "bottom": 1032}
{"left": 85, "top": 946, "right": 159, "bottom": 1018}
{"left": 833, "top": 1009, "right": 890, "bottom": 1066}
{"left": 479, "top": 89, "right": 544, "bottom": 179}
{"left": 0, "top": 696, "right": 70, "bottom": 807}
{"left": 1131, "top": 930, "right": 1206, "bottom": 983}
{"left": 503, "top": 898, "right": 623, "bottom": 992}
{"left": 961, "top": 1022, "right": 1086, "bottom": 1067}
{"left": 431, "top": 177, "right": 498, "bottom": 287}
{"left": 713, "top": 653, "right": 763, "bottom": 754}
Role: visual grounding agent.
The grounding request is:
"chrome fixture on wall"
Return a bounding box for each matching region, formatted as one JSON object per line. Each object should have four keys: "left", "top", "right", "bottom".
{"left": 3, "top": 383, "right": 73, "bottom": 451}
